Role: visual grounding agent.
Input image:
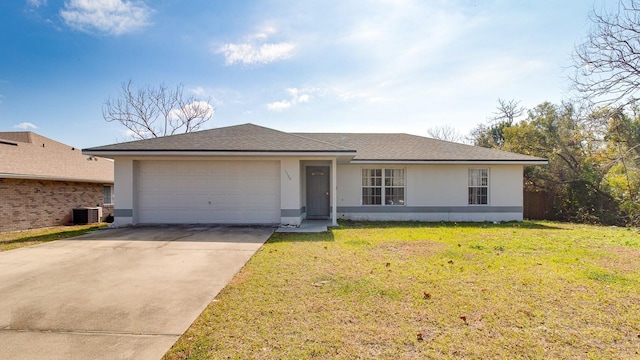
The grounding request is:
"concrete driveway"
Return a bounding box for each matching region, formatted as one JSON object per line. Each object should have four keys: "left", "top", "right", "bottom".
{"left": 0, "top": 225, "right": 273, "bottom": 360}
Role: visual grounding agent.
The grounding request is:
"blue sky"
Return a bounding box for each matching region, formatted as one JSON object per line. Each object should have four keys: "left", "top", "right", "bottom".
{"left": 0, "top": 0, "right": 604, "bottom": 148}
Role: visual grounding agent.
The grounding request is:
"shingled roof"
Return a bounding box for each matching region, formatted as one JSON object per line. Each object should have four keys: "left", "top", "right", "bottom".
{"left": 294, "top": 133, "right": 545, "bottom": 162}
{"left": 0, "top": 132, "right": 113, "bottom": 183}
{"left": 84, "top": 124, "right": 353, "bottom": 153}
{"left": 84, "top": 123, "right": 546, "bottom": 163}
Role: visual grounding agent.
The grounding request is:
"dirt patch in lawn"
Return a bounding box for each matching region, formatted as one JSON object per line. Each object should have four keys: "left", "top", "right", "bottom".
{"left": 372, "top": 240, "right": 448, "bottom": 258}
{"left": 599, "top": 245, "right": 640, "bottom": 272}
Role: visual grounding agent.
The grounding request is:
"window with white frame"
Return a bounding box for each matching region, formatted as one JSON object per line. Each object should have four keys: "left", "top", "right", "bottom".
{"left": 103, "top": 185, "right": 114, "bottom": 205}
{"left": 362, "top": 168, "right": 405, "bottom": 205}
{"left": 468, "top": 169, "right": 488, "bottom": 205}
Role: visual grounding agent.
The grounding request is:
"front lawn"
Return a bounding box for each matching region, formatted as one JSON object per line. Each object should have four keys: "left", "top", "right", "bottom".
{"left": 164, "top": 221, "right": 640, "bottom": 359}
{"left": 0, "top": 224, "right": 106, "bottom": 252}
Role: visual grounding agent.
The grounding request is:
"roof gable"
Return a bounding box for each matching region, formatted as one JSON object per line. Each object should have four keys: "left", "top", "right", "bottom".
{"left": 0, "top": 132, "right": 113, "bottom": 183}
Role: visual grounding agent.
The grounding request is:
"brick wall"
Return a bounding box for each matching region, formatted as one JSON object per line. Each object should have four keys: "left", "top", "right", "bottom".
{"left": 0, "top": 178, "right": 114, "bottom": 232}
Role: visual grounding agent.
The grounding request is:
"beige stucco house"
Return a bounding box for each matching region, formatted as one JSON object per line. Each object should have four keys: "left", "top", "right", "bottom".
{"left": 0, "top": 132, "right": 114, "bottom": 231}
{"left": 83, "top": 123, "right": 546, "bottom": 227}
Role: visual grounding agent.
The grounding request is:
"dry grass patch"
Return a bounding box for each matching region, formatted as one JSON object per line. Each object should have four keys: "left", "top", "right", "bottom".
{"left": 164, "top": 221, "right": 640, "bottom": 359}
{"left": 0, "top": 224, "right": 106, "bottom": 251}
{"left": 599, "top": 246, "right": 640, "bottom": 272}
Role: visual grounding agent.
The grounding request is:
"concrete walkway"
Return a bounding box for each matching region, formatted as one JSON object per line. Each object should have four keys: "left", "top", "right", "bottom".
{"left": 0, "top": 225, "right": 273, "bottom": 360}
{"left": 276, "top": 219, "right": 334, "bottom": 233}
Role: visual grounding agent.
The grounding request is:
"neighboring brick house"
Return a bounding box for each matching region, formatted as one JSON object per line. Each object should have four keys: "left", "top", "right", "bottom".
{"left": 0, "top": 131, "right": 114, "bottom": 232}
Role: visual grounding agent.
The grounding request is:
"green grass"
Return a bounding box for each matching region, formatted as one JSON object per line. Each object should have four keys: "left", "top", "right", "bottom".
{"left": 164, "top": 221, "right": 640, "bottom": 359}
{"left": 0, "top": 224, "right": 107, "bottom": 252}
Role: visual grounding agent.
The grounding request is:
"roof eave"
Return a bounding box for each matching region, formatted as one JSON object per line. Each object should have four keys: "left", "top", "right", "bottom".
{"left": 0, "top": 173, "right": 113, "bottom": 183}
{"left": 82, "top": 150, "right": 357, "bottom": 157}
{"left": 350, "top": 159, "right": 548, "bottom": 165}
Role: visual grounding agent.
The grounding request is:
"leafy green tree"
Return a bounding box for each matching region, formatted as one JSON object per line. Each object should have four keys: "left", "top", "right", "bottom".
{"left": 498, "top": 102, "right": 621, "bottom": 224}
{"left": 473, "top": 98, "right": 640, "bottom": 224}
{"left": 602, "top": 106, "right": 640, "bottom": 223}
{"left": 469, "top": 123, "right": 508, "bottom": 148}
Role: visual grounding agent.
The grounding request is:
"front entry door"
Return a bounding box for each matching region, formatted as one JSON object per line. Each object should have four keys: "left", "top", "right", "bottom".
{"left": 306, "top": 166, "right": 330, "bottom": 219}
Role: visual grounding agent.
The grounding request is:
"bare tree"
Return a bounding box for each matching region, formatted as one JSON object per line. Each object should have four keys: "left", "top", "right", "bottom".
{"left": 571, "top": 0, "right": 640, "bottom": 106}
{"left": 427, "top": 125, "right": 463, "bottom": 143}
{"left": 468, "top": 99, "right": 526, "bottom": 148}
{"left": 103, "top": 81, "right": 215, "bottom": 140}
{"left": 491, "top": 98, "right": 525, "bottom": 125}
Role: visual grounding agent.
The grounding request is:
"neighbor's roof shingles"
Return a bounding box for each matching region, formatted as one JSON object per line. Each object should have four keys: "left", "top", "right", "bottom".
{"left": 0, "top": 132, "right": 113, "bottom": 183}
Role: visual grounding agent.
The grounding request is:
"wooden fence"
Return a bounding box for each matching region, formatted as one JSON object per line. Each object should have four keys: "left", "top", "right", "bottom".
{"left": 523, "top": 191, "right": 551, "bottom": 220}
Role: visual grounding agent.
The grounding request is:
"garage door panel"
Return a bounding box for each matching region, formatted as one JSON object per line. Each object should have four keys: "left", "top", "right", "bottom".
{"left": 189, "top": 178, "right": 211, "bottom": 192}
{"left": 175, "top": 161, "right": 195, "bottom": 174}
{"left": 145, "top": 210, "right": 175, "bottom": 223}
{"left": 165, "top": 194, "right": 207, "bottom": 210}
{"left": 139, "top": 177, "right": 171, "bottom": 191}
{"left": 209, "top": 194, "right": 227, "bottom": 203}
{"left": 138, "top": 161, "right": 158, "bottom": 174}
{"left": 261, "top": 194, "right": 281, "bottom": 206}
{"left": 175, "top": 176, "right": 195, "bottom": 190}
{"left": 209, "top": 211, "right": 228, "bottom": 222}
{"left": 190, "top": 210, "right": 213, "bottom": 223}
{"left": 137, "top": 160, "right": 281, "bottom": 224}
{"left": 156, "top": 161, "right": 177, "bottom": 173}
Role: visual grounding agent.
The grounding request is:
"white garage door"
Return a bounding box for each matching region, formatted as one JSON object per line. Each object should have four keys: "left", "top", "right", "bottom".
{"left": 137, "top": 160, "right": 280, "bottom": 224}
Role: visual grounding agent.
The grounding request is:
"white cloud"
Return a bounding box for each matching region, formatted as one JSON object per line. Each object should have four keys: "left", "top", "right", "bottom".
{"left": 243, "top": 1, "right": 486, "bottom": 114}
{"left": 216, "top": 27, "right": 295, "bottom": 65}
{"left": 250, "top": 26, "right": 276, "bottom": 40}
{"left": 184, "top": 101, "right": 215, "bottom": 118}
{"left": 124, "top": 129, "right": 147, "bottom": 138}
{"left": 432, "top": 57, "right": 549, "bottom": 99}
{"left": 26, "top": 0, "right": 47, "bottom": 8}
{"left": 169, "top": 101, "right": 215, "bottom": 119}
{"left": 60, "top": 0, "right": 151, "bottom": 35}
{"left": 266, "top": 100, "right": 292, "bottom": 111}
{"left": 187, "top": 86, "right": 229, "bottom": 106}
{"left": 266, "top": 88, "right": 314, "bottom": 111}
{"left": 190, "top": 86, "right": 207, "bottom": 97}
{"left": 253, "top": 1, "right": 558, "bottom": 133}
{"left": 14, "top": 122, "right": 38, "bottom": 130}
{"left": 218, "top": 42, "right": 294, "bottom": 65}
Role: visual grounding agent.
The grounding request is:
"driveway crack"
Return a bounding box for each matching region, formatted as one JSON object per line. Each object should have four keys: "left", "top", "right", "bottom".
{"left": 155, "top": 233, "right": 194, "bottom": 248}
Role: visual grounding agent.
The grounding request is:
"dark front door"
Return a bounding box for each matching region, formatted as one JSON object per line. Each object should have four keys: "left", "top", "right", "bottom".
{"left": 306, "top": 166, "right": 330, "bottom": 219}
